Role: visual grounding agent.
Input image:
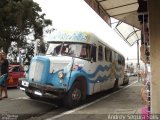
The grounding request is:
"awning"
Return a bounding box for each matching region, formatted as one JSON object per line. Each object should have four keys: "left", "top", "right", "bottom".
{"left": 97, "top": 0, "right": 140, "bottom": 29}
{"left": 84, "top": 0, "right": 147, "bottom": 46}
{"left": 114, "top": 20, "right": 141, "bottom": 46}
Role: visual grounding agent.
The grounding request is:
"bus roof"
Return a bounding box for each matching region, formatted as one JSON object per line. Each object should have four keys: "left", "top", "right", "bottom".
{"left": 47, "top": 30, "right": 124, "bottom": 57}
{"left": 47, "top": 30, "right": 91, "bottom": 43}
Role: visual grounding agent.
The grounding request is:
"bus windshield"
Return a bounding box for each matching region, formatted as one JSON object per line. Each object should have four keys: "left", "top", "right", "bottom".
{"left": 46, "top": 42, "right": 91, "bottom": 60}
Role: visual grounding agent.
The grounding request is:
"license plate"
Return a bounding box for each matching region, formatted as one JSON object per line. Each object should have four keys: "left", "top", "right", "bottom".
{"left": 22, "top": 81, "right": 29, "bottom": 87}
{"left": 19, "top": 87, "right": 25, "bottom": 91}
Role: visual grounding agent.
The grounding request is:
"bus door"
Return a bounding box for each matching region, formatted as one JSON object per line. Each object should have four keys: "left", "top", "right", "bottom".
{"left": 93, "top": 44, "right": 104, "bottom": 93}
{"left": 101, "top": 47, "right": 113, "bottom": 91}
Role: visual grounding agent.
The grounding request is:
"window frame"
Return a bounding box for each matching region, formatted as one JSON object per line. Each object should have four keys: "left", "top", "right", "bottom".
{"left": 98, "top": 45, "right": 104, "bottom": 61}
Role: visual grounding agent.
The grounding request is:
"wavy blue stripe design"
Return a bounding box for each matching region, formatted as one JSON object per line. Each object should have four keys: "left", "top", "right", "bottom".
{"left": 89, "top": 75, "right": 111, "bottom": 83}
{"left": 48, "top": 64, "right": 113, "bottom": 84}
{"left": 81, "top": 64, "right": 111, "bottom": 79}
{"left": 79, "top": 64, "right": 112, "bottom": 83}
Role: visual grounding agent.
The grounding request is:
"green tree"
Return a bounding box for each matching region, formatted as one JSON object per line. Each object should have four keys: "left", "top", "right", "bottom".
{"left": 0, "top": 0, "right": 52, "bottom": 53}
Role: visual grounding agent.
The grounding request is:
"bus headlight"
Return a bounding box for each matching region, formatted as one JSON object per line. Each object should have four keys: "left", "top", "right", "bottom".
{"left": 58, "top": 71, "right": 65, "bottom": 79}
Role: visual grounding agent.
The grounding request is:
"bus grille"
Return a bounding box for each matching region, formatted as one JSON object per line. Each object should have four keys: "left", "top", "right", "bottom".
{"left": 29, "top": 60, "right": 44, "bottom": 82}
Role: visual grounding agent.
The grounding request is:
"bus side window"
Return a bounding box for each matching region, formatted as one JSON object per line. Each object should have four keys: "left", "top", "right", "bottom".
{"left": 118, "top": 55, "right": 122, "bottom": 65}
{"left": 109, "top": 50, "right": 112, "bottom": 62}
{"left": 91, "top": 45, "right": 96, "bottom": 62}
{"left": 98, "top": 45, "right": 103, "bottom": 61}
{"left": 105, "top": 47, "right": 111, "bottom": 62}
{"left": 122, "top": 57, "right": 125, "bottom": 65}
{"left": 105, "top": 47, "right": 108, "bottom": 62}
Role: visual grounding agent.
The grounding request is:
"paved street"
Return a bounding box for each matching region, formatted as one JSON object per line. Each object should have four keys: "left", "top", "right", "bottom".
{"left": 0, "top": 76, "right": 145, "bottom": 120}
{"left": 0, "top": 88, "right": 59, "bottom": 119}
{"left": 44, "top": 77, "right": 144, "bottom": 120}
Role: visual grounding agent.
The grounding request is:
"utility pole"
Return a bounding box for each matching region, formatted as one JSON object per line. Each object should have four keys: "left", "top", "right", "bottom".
{"left": 137, "top": 40, "right": 140, "bottom": 81}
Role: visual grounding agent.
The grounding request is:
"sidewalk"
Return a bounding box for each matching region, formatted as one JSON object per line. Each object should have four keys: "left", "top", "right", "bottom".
{"left": 47, "top": 80, "right": 145, "bottom": 120}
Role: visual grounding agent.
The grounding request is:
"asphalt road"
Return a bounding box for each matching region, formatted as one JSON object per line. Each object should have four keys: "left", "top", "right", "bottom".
{"left": 0, "top": 88, "right": 62, "bottom": 119}
{"left": 0, "top": 76, "right": 138, "bottom": 120}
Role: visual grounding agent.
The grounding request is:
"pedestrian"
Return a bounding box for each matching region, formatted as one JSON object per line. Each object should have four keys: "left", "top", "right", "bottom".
{"left": 0, "top": 52, "right": 2, "bottom": 76}
{"left": 0, "top": 52, "right": 9, "bottom": 100}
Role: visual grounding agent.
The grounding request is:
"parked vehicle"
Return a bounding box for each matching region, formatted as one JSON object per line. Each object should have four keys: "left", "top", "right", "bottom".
{"left": 8, "top": 64, "right": 25, "bottom": 87}
{"left": 20, "top": 31, "right": 125, "bottom": 108}
{"left": 122, "top": 71, "right": 129, "bottom": 85}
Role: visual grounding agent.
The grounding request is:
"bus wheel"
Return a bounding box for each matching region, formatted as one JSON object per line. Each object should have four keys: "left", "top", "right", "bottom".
{"left": 25, "top": 91, "right": 36, "bottom": 99}
{"left": 113, "top": 79, "right": 119, "bottom": 91}
{"left": 63, "top": 80, "right": 83, "bottom": 109}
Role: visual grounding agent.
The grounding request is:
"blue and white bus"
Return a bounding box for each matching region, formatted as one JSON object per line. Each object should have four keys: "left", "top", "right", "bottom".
{"left": 20, "top": 30, "right": 125, "bottom": 108}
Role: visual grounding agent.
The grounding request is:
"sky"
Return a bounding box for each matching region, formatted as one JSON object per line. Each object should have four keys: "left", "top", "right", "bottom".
{"left": 34, "top": 0, "right": 138, "bottom": 59}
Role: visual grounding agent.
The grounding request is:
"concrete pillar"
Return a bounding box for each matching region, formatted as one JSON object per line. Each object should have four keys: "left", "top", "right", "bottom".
{"left": 148, "top": 0, "right": 160, "bottom": 114}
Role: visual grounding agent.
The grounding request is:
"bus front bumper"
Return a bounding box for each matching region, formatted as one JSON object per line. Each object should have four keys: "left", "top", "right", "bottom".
{"left": 19, "top": 80, "right": 67, "bottom": 98}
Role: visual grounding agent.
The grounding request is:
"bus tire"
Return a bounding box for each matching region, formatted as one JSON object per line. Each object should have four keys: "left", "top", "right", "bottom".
{"left": 25, "top": 91, "right": 36, "bottom": 99}
{"left": 113, "top": 79, "right": 119, "bottom": 91}
{"left": 63, "top": 80, "right": 84, "bottom": 109}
